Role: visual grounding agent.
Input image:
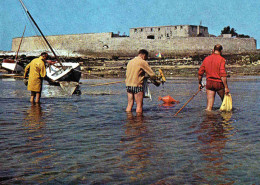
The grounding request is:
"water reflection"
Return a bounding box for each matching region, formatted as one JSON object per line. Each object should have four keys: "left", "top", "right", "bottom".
{"left": 21, "top": 103, "right": 56, "bottom": 183}
{"left": 25, "top": 103, "right": 44, "bottom": 125}
{"left": 41, "top": 82, "right": 67, "bottom": 98}
{"left": 159, "top": 102, "right": 179, "bottom": 109}
{"left": 120, "top": 112, "right": 152, "bottom": 182}
{"left": 195, "top": 111, "right": 235, "bottom": 184}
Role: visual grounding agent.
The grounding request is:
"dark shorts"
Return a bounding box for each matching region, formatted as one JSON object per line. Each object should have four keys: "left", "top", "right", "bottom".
{"left": 206, "top": 80, "right": 224, "bottom": 91}
{"left": 31, "top": 91, "right": 41, "bottom": 96}
{"left": 126, "top": 86, "right": 143, "bottom": 94}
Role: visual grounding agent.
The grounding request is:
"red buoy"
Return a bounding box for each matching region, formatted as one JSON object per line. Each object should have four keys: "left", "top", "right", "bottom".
{"left": 158, "top": 95, "right": 179, "bottom": 104}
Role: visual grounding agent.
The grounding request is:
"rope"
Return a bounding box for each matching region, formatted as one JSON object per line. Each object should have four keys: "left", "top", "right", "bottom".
{"left": 88, "top": 81, "right": 124, "bottom": 87}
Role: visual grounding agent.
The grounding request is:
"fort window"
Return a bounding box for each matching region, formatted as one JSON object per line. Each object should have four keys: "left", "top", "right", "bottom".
{"left": 134, "top": 29, "right": 137, "bottom": 33}
{"left": 180, "top": 26, "right": 183, "bottom": 29}
{"left": 175, "top": 26, "right": 177, "bottom": 30}
{"left": 141, "top": 28, "right": 143, "bottom": 32}
{"left": 158, "top": 28, "right": 160, "bottom": 31}
{"left": 151, "top": 28, "right": 153, "bottom": 31}
{"left": 147, "top": 35, "right": 155, "bottom": 39}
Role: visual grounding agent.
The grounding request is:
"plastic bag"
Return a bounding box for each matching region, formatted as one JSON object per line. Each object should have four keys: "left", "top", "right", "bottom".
{"left": 220, "top": 94, "right": 232, "bottom": 111}
{"left": 143, "top": 78, "right": 152, "bottom": 100}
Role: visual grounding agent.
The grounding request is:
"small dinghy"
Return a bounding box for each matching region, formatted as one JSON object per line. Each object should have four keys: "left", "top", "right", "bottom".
{"left": 1, "top": 59, "right": 23, "bottom": 73}
{"left": 46, "top": 62, "right": 81, "bottom": 84}
{"left": 1, "top": 26, "right": 26, "bottom": 74}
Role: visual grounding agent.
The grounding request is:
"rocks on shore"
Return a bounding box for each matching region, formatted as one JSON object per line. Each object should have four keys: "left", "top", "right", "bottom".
{"left": 1, "top": 51, "right": 259, "bottom": 77}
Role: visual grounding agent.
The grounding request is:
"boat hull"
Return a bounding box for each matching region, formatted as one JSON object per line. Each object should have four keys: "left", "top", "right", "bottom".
{"left": 46, "top": 62, "right": 81, "bottom": 85}
{"left": 1, "top": 59, "right": 23, "bottom": 73}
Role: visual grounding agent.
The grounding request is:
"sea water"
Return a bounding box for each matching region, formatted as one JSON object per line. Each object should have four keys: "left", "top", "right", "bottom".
{"left": 0, "top": 76, "right": 259, "bottom": 184}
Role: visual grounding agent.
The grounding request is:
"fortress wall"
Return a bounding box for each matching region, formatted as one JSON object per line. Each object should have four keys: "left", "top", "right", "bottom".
{"left": 12, "top": 33, "right": 257, "bottom": 57}
{"left": 12, "top": 32, "right": 113, "bottom": 52}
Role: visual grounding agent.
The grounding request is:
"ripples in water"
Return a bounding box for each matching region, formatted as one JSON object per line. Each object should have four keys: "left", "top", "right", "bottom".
{"left": 0, "top": 77, "right": 259, "bottom": 184}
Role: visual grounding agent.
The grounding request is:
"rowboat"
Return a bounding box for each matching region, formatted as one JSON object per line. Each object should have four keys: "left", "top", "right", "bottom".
{"left": 1, "top": 26, "right": 26, "bottom": 73}
{"left": 46, "top": 62, "right": 81, "bottom": 85}
{"left": 1, "top": 59, "right": 23, "bottom": 73}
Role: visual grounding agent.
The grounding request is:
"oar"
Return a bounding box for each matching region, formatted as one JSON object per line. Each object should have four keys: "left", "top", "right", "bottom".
{"left": 89, "top": 80, "right": 125, "bottom": 87}
{"left": 174, "top": 86, "right": 204, "bottom": 116}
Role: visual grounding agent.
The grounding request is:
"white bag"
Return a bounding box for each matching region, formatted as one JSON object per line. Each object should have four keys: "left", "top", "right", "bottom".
{"left": 143, "top": 78, "right": 152, "bottom": 100}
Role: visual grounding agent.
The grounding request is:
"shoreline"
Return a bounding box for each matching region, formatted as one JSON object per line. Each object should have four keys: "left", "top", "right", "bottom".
{"left": 1, "top": 52, "right": 259, "bottom": 78}
{"left": 1, "top": 64, "right": 259, "bottom": 79}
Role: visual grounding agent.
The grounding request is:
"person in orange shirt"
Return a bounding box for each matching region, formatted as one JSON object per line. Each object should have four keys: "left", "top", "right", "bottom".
{"left": 198, "top": 44, "right": 230, "bottom": 111}
{"left": 125, "top": 49, "right": 160, "bottom": 113}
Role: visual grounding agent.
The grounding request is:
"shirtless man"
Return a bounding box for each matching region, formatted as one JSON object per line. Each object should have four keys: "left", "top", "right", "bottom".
{"left": 198, "top": 44, "right": 230, "bottom": 111}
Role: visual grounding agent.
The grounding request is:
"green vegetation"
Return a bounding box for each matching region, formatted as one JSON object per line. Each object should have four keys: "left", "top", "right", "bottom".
{"left": 221, "top": 26, "right": 250, "bottom": 38}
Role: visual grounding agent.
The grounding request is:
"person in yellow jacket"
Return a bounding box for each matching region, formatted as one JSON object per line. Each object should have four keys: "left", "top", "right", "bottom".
{"left": 24, "top": 52, "right": 48, "bottom": 103}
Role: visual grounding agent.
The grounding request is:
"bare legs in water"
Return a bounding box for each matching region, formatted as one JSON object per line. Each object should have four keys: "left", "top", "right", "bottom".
{"left": 126, "top": 91, "right": 144, "bottom": 113}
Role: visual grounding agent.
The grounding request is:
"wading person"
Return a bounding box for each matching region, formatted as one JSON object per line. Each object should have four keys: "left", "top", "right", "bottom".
{"left": 125, "top": 49, "right": 160, "bottom": 113}
{"left": 24, "top": 52, "right": 48, "bottom": 103}
{"left": 198, "top": 44, "right": 230, "bottom": 111}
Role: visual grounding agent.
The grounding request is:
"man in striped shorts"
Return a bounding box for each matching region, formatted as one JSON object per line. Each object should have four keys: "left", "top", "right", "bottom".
{"left": 125, "top": 49, "right": 160, "bottom": 113}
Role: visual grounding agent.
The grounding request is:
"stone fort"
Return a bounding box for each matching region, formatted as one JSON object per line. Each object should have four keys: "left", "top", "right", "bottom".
{"left": 12, "top": 24, "right": 256, "bottom": 58}
{"left": 130, "top": 25, "right": 209, "bottom": 39}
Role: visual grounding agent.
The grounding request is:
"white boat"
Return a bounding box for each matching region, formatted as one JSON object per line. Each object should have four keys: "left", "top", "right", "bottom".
{"left": 46, "top": 62, "right": 81, "bottom": 83}
{"left": 1, "top": 59, "right": 23, "bottom": 73}
{"left": 1, "top": 26, "right": 26, "bottom": 74}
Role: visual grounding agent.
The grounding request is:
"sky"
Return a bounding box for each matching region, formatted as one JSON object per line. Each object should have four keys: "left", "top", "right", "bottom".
{"left": 0, "top": 0, "right": 259, "bottom": 51}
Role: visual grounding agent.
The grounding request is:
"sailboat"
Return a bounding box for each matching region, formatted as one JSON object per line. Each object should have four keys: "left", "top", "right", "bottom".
{"left": 1, "top": 59, "right": 24, "bottom": 73}
{"left": 18, "top": 0, "right": 81, "bottom": 85}
{"left": 1, "top": 26, "right": 26, "bottom": 73}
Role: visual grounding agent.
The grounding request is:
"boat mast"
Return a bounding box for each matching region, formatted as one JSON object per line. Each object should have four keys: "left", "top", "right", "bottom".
{"left": 18, "top": 0, "right": 63, "bottom": 66}
{"left": 15, "top": 25, "right": 26, "bottom": 61}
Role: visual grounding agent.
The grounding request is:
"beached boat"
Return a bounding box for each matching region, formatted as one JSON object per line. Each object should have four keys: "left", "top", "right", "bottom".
{"left": 18, "top": 0, "right": 81, "bottom": 84}
{"left": 1, "top": 59, "right": 23, "bottom": 73}
{"left": 1, "top": 26, "right": 26, "bottom": 73}
{"left": 46, "top": 62, "right": 81, "bottom": 84}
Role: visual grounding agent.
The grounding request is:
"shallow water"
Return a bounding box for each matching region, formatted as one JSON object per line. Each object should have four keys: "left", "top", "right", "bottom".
{"left": 0, "top": 76, "right": 259, "bottom": 184}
